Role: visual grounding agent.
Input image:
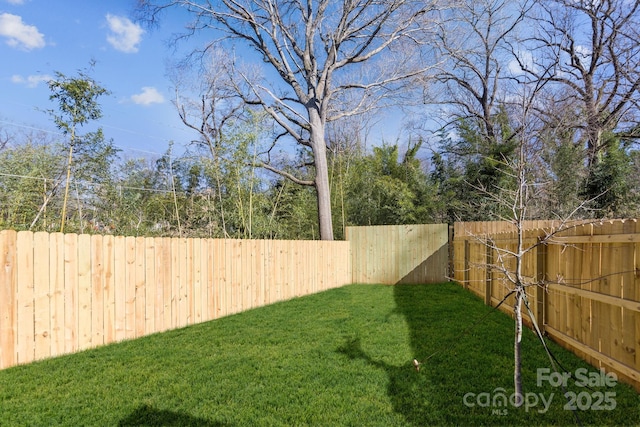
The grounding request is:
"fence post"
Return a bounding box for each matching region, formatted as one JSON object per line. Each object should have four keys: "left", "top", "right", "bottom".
{"left": 536, "top": 236, "right": 547, "bottom": 333}
{"left": 485, "top": 240, "right": 492, "bottom": 306}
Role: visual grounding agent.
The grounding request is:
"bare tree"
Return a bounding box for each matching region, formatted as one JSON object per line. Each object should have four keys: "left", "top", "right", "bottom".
{"left": 0, "top": 128, "right": 10, "bottom": 152}
{"left": 171, "top": 50, "right": 247, "bottom": 237}
{"left": 457, "top": 79, "right": 604, "bottom": 411}
{"left": 137, "top": 0, "right": 441, "bottom": 240}
{"left": 519, "top": 0, "right": 640, "bottom": 167}
{"left": 433, "top": 0, "right": 533, "bottom": 142}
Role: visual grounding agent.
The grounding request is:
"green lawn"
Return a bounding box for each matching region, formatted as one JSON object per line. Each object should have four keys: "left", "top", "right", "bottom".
{"left": 1, "top": 283, "right": 638, "bottom": 426}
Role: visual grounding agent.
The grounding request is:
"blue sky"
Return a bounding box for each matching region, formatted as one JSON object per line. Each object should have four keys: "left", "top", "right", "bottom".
{"left": 1, "top": 0, "right": 413, "bottom": 162}
{"left": 0, "top": 0, "right": 199, "bottom": 156}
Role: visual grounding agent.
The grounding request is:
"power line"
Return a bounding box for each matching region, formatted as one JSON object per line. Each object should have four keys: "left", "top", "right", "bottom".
{"left": 0, "top": 171, "right": 175, "bottom": 194}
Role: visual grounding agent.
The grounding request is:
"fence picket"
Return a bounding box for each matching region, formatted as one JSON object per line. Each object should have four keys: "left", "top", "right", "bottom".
{"left": 91, "top": 235, "right": 104, "bottom": 348}
{"left": 50, "top": 233, "right": 65, "bottom": 357}
{"left": 103, "top": 235, "right": 115, "bottom": 344}
{"left": 452, "top": 219, "right": 640, "bottom": 391}
{"left": 144, "top": 237, "right": 156, "bottom": 335}
{"left": 17, "top": 231, "right": 35, "bottom": 364}
{"left": 0, "top": 230, "right": 17, "bottom": 369}
{"left": 34, "top": 232, "right": 51, "bottom": 361}
{"left": 77, "top": 234, "right": 92, "bottom": 350}
{"left": 64, "top": 233, "right": 78, "bottom": 353}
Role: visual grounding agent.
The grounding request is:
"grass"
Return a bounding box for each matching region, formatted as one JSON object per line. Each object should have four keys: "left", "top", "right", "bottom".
{"left": 1, "top": 283, "right": 639, "bottom": 426}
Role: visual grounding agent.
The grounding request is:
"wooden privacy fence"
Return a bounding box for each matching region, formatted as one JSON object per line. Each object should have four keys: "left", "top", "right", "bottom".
{"left": 345, "top": 224, "right": 449, "bottom": 284}
{"left": 0, "top": 230, "right": 351, "bottom": 370}
{"left": 452, "top": 219, "right": 640, "bottom": 391}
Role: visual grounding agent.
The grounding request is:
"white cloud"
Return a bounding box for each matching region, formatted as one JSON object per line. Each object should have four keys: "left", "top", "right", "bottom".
{"left": 508, "top": 50, "right": 537, "bottom": 75}
{"left": 0, "top": 13, "right": 45, "bottom": 50}
{"left": 131, "top": 87, "right": 165, "bottom": 105}
{"left": 5, "top": 0, "right": 26, "bottom": 4}
{"left": 11, "top": 73, "right": 52, "bottom": 88}
{"left": 106, "top": 14, "right": 143, "bottom": 53}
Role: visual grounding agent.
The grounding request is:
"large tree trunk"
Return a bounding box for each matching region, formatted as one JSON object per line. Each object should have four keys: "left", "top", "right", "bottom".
{"left": 310, "top": 114, "right": 334, "bottom": 241}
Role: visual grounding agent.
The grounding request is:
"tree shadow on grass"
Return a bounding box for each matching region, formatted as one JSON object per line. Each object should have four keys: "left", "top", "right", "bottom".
{"left": 337, "top": 335, "right": 439, "bottom": 425}
{"left": 118, "top": 404, "right": 230, "bottom": 427}
{"left": 337, "top": 284, "right": 527, "bottom": 426}
{"left": 337, "top": 284, "right": 459, "bottom": 426}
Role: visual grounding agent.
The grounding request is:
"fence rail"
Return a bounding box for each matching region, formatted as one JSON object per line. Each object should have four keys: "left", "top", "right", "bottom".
{"left": 452, "top": 219, "right": 640, "bottom": 391}
{"left": 0, "top": 230, "right": 351, "bottom": 369}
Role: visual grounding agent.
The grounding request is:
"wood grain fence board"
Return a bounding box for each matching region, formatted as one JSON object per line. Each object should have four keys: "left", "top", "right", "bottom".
{"left": 556, "top": 239, "right": 569, "bottom": 337}
{"left": 91, "top": 235, "right": 104, "bottom": 348}
{"left": 154, "top": 237, "right": 166, "bottom": 333}
{"left": 290, "top": 240, "right": 298, "bottom": 297}
{"left": 230, "top": 239, "right": 240, "bottom": 314}
{"left": 318, "top": 241, "right": 326, "bottom": 291}
{"left": 124, "top": 236, "right": 136, "bottom": 339}
{"left": 546, "top": 242, "right": 558, "bottom": 332}
{"left": 186, "top": 238, "right": 195, "bottom": 325}
{"left": 355, "top": 228, "right": 365, "bottom": 283}
{"left": 579, "top": 224, "right": 594, "bottom": 350}
{"left": 607, "top": 222, "right": 625, "bottom": 365}
{"left": 103, "top": 236, "right": 116, "bottom": 345}
{"left": 598, "top": 224, "right": 616, "bottom": 358}
{"left": 620, "top": 220, "right": 636, "bottom": 368}
{"left": 279, "top": 240, "right": 287, "bottom": 301}
{"left": 162, "top": 237, "right": 173, "bottom": 329}
{"left": 278, "top": 240, "right": 287, "bottom": 301}
{"left": 77, "top": 234, "right": 92, "bottom": 350}
{"left": 113, "top": 236, "right": 126, "bottom": 341}
{"left": 225, "top": 239, "right": 234, "bottom": 314}
{"left": 193, "top": 238, "right": 203, "bottom": 324}
{"left": 0, "top": 230, "right": 17, "bottom": 369}
{"left": 271, "top": 241, "right": 278, "bottom": 300}
{"left": 205, "top": 239, "right": 214, "bottom": 321}
{"left": 206, "top": 238, "right": 214, "bottom": 320}
{"left": 198, "top": 238, "right": 208, "bottom": 322}
{"left": 170, "top": 238, "right": 179, "bottom": 328}
{"left": 274, "top": 241, "right": 284, "bottom": 303}
{"left": 568, "top": 227, "right": 581, "bottom": 342}
{"left": 221, "top": 239, "right": 231, "bottom": 314}
{"left": 133, "top": 237, "right": 146, "bottom": 338}
{"left": 63, "top": 233, "right": 78, "bottom": 353}
{"left": 589, "top": 238, "right": 602, "bottom": 356}
{"left": 213, "top": 239, "right": 224, "bottom": 318}
{"left": 261, "top": 240, "right": 269, "bottom": 303}
{"left": 178, "top": 238, "right": 188, "bottom": 327}
{"left": 306, "top": 240, "right": 313, "bottom": 294}
{"left": 254, "top": 240, "right": 262, "bottom": 307}
{"left": 298, "top": 240, "right": 305, "bottom": 297}
{"left": 50, "top": 233, "right": 65, "bottom": 357}
{"left": 241, "top": 239, "right": 251, "bottom": 310}
{"left": 252, "top": 240, "right": 261, "bottom": 309}
{"left": 17, "top": 231, "right": 35, "bottom": 364}
{"left": 144, "top": 237, "right": 156, "bottom": 335}
{"left": 34, "top": 232, "right": 52, "bottom": 361}
{"left": 333, "top": 241, "right": 343, "bottom": 287}
{"left": 293, "top": 240, "right": 303, "bottom": 298}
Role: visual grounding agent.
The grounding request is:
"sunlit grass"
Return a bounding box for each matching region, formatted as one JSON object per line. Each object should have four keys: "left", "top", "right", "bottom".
{"left": 0, "top": 283, "right": 638, "bottom": 426}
